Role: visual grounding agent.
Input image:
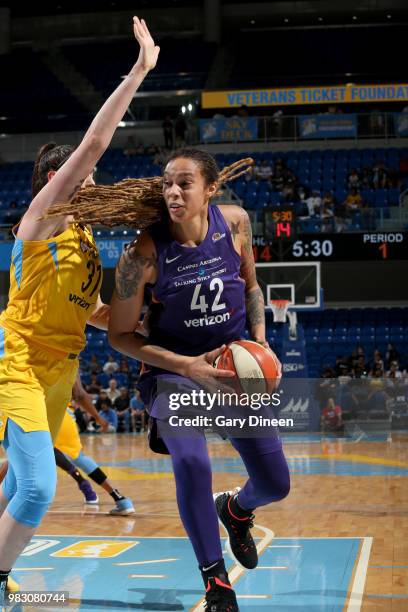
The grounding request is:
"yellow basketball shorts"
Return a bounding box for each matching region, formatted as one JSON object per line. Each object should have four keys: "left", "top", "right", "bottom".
{"left": 54, "top": 409, "right": 82, "bottom": 460}
{"left": 0, "top": 327, "right": 78, "bottom": 441}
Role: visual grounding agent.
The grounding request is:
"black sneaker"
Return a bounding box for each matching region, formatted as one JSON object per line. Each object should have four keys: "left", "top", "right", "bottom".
{"left": 204, "top": 576, "right": 239, "bottom": 612}
{"left": 214, "top": 489, "right": 258, "bottom": 569}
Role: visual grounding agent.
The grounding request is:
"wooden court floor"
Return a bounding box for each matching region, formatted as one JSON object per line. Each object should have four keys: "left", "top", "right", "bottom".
{"left": 1, "top": 431, "right": 407, "bottom": 611}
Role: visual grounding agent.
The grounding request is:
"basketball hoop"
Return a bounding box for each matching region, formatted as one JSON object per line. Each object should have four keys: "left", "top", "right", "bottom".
{"left": 269, "top": 299, "right": 298, "bottom": 340}
{"left": 269, "top": 299, "right": 291, "bottom": 323}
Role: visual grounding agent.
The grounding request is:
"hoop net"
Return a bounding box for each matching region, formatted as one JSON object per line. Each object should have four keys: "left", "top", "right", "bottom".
{"left": 269, "top": 299, "right": 291, "bottom": 323}
{"left": 269, "top": 299, "right": 298, "bottom": 339}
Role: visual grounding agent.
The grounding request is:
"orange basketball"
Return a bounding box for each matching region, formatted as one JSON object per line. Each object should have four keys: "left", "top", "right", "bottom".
{"left": 214, "top": 340, "right": 281, "bottom": 393}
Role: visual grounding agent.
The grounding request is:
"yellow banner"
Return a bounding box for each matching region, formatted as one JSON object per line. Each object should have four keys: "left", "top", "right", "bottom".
{"left": 202, "top": 84, "right": 408, "bottom": 109}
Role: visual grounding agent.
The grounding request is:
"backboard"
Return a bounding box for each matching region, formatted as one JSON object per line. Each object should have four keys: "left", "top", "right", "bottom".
{"left": 255, "top": 262, "right": 322, "bottom": 310}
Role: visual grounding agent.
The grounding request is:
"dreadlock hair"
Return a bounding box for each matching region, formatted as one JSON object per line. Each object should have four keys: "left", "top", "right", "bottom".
{"left": 42, "top": 147, "right": 253, "bottom": 229}
{"left": 32, "top": 142, "right": 75, "bottom": 198}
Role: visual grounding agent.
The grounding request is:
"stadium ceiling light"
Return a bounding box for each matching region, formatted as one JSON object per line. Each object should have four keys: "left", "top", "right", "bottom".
{"left": 284, "top": 18, "right": 289, "bottom": 23}
{"left": 352, "top": 15, "right": 358, "bottom": 20}
{"left": 181, "top": 105, "right": 186, "bottom": 114}
{"left": 387, "top": 14, "right": 392, "bottom": 19}
{"left": 188, "top": 103, "right": 193, "bottom": 111}
{"left": 250, "top": 19, "right": 255, "bottom": 24}
{"left": 318, "top": 17, "right": 323, "bottom": 22}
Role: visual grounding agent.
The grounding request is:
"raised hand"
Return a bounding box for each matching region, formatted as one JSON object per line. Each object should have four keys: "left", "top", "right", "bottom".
{"left": 133, "top": 16, "right": 160, "bottom": 73}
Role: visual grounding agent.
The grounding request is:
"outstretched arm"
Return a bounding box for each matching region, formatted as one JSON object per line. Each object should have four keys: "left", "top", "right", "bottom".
{"left": 18, "top": 17, "right": 160, "bottom": 241}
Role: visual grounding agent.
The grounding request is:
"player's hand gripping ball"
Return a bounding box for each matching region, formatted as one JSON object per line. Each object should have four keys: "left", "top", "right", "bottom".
{"left": 214, "top": 340, "right": 281, "bottom": 393}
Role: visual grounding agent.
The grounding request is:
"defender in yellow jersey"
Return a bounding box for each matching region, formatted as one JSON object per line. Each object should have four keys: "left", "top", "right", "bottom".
{"left": 0, "top": 222, "right": 102, "bottom": 435}
{"left": 0, "top": 17, "right": 159, "bottom": 603}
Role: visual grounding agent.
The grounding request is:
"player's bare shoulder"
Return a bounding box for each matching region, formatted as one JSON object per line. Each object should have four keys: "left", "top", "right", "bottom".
{"left": 115, "top": 230, "right": 158, "bottom": 300}
{"left": 217, "top": 204, "right": 250, "bottom": 253}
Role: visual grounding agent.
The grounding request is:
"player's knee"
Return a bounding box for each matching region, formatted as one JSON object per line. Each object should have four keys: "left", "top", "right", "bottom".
{"left": 255, "top": 472, "right": 290, "bottom": 504}
{"left": 8, "top": 469, "right": 57, "bottom": 527}
{"left": 176, "top": 451, "right": 211, "bottom": 481}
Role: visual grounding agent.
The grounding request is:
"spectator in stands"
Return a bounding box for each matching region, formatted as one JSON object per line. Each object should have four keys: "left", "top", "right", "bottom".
{"left": 114, "top": 387, "right": 131, "bottom": 432}
{"left": 255, "top": 160, "right": 273, "bottom": 182}
{"left": 321, "top": 398, "right": 343, "bottom": 433}
{"left": 372, "top": 161, "right": 388, "bottom": 189}
{"left": 333, "top": 197, "right": 347, "bottom": 232}
{"left": 162, "top": 116, "right": 174, "bottom": 149}
{"left": 103, "top": 354, "right": 120, "bottom": 375}
{"left": 335, "top": 356, "right": 349, "bottom": 377}
{"left": 153, "top": 148, "right": 167, "bottom": 168}
{"left": 297, "top": 185, "right": 306, "bottom": 202}
{"left": 85, "top": 354, "right": 101, "bottom": 374}
{"left": 281, "top": 179, "right": 297, "bottom": 203}
{"left": 99, "top": 400, "right": 118, "bottom": 433}
{"left": 104, "top": 378, "right": 120, "bottom": 404}
{"left": 347, "top": 169, "right": 360, "bottom": 190}
{"left": 305, "top": 190, "right": 321, "bottom": 216}
{"left": 85, "top": 374, "right": 102, "bottom": 396}
{"left": 130, "top": 389, "right": 147, "bottom": 432}
{"left": 119, "top": 359, "right": 130, "bottom": 376}
{"left": 321, "top": 194, "right": 335, "bottom": 232}
{"left": 271, "top": 158, "right": 285, "bottom": 191}
{"left": 369, "top": 109, "right": 385, "bottom": 136}
{"left": 370, "top": 349, "right": 384, "bottom": 373}
{"left": 271, "top": 109, "right": 283, "bottom": 138}
{"left": 123, "top": 135, "right": 138, "bottom": 156}
{"left": 95, "top": 390, "right": 112, "bottom": 412}
{"left": 146, "top": 143, "right": 159, "bottom": 156}
{"left": 361, "top": 166, "right": 373, "bottom": 188}
{"left": 344, "top": 188, "right": 363, "bottom": 215}
{"left": 386, "top": 361, "right": 402, "bottom": 379}
{"left": 385, "top": 343, "right": 400, "bottom": 366}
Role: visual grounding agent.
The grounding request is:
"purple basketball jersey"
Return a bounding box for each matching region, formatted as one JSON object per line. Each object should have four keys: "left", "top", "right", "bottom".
{"left": 147, "top": 205, "right": 246, "bottom": 357}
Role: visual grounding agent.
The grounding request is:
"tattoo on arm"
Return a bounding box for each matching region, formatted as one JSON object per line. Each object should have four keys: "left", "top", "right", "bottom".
{"left": 115, "top": 246, "right": 156, "bottom": 300}
{"left": 245, "top": 287, "right": 265, "bottom": 327}
{"left": 240, "top": 212, "right": 257, "bottom": 285}
{"left": 230, "top": 220, "right": 240, "bottom": 243}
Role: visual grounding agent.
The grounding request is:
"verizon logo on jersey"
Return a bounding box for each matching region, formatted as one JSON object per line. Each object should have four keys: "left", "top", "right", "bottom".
{"left": 69, "top": 293, "right": 91, "bottom": 310}
{"left": 184, "top": 312, "right": 231, "bottom": 327}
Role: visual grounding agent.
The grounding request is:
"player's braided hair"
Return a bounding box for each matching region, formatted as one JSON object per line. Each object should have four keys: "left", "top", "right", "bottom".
{"left": 42, "top": 148, "right": 253, "bottom": 229}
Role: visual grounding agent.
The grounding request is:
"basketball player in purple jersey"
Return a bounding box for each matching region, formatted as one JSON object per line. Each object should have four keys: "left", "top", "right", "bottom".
{"left": 109, "top": 149, "right": 290, "bottom": 611}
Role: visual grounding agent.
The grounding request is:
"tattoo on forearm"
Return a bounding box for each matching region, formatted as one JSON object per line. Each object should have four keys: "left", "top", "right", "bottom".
{"left": 240, "top": 212, "right": 257, "bottom": 285}
{"left": 115, "top": 247, "right": 156, "bottom": 300}
{"left": 230, "top": 220, "right": 240, "bottom": 243}
{"left": 246, "top": 287, "right": 265, "bottom": 327}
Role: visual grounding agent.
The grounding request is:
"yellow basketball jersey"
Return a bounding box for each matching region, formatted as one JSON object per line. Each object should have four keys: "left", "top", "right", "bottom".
{"left": 0, "top": 223, "right": 102, "bottom": 355}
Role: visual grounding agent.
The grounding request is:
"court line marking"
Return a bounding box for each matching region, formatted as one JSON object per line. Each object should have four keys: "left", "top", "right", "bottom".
{"left": 13, "top": 567, "right": 54, "bottom": 571}
{"left": 129, "top": 574, "right": 165, "bottom": 578}
{"left": 190, "top": 523, "right": 275, "bottom": 612}
{"left": 289, "top": 453, "right": 408, "bottom": 468}
{"left": 116, "top": 558, "right": 179, "bottom": 566}
{"left": 257, "top": 566, "right": 288, "bottom": 570}
{"left": 369, "top": 565, "right": 408, "bottom": 568}
{"left": 268, "top": 545, "right": 301, "bottom": 548}
{"left": 237, "top": 595, "right": 271, "bottom": 599}
{"left": 366, "top": 594, "right": 408, "bottom": 599}
{"left": 346, "top": 536, "right": 373, "bottom": 612}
